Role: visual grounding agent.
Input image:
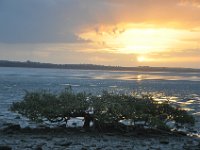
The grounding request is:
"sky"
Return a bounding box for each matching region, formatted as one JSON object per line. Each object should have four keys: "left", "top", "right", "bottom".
{"left": 0, "top": 0, "right": 200, "bottom": 68}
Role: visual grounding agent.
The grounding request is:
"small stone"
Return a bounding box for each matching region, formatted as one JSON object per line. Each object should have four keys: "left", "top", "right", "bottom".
{"left": 35, "top": 146, "right": 42, "bottom": 150}
{"left": 150, "top": 146, "right": 160, "bottom": 150}
{"left": 20, "top": 139, "right": 24, "bottom": 142}
{"left": 116, "top": 145, "right": 123, "bottom": 148}
{"left": 60, "top": 142, "right": 72, "bottom": 147}
{"left": 141, "top": 143, "right": 146, "bottom": 147}
{"left": 24, "top": 145, "right": 33, "bottom": 149}
{"left": 15, "top": 116, "right": 21, "bottom": 119}
{"left": 58, "top": 124, "right": 66, "bottom": 128}
{"left": 160, "top": 140, "right": 169, "bottom": 144}
{"left": 72, "top": 122, "right": 77, "bottom": 126}
{"left": 91, "top": 144, "right": 96, "bottom": 147}
{"left": 35, "top": 143, "right": 46, "bottom": 150}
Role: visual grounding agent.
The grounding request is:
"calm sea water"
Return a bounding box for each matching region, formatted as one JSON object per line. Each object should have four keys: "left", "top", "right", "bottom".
{"left": 0, "top": 67, "right": 200, "bottom": 131}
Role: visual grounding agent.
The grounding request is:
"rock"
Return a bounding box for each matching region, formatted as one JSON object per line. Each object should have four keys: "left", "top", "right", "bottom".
{"left": 91, "top": 144, "right": 96, "bottom": 147}
{"left": 35, "top": 146, "right": 43, "bottom": 150}
{"left": 15, "top": 116, "right": 21, "bottom": 119}
{"left": 60, "top": 142, "right": 72, "bottom": 147}
{"left": 141, "top": 143, "right": 147, "bottom": 147}
{"left": 149, "top": 146, "right": 161, "bottom": 150}
{"left": 174, "top": 131, "right": 187, "bottom": 136}
{"left": 0, "top": 145, "right": 12, "bottom": 150}
{"left": 105, "top": 133, "right": 115, "bottom": 136}
{"left": 160, "top": 140, "right": 169, "bottom": 144}
{"left": 3, "top": 124, "right": 21, "bottom": 132}
{"left": 72, "top": 122, "right": 77, "bottom": 126}
{"left": 55, "top": 140, "right": 72, "bottom": 147}
{"left": 116, "top": 145, "right": 123, "bottom": 148}
{"left": 58, "top": 124, "right": 66, "bottom": 128}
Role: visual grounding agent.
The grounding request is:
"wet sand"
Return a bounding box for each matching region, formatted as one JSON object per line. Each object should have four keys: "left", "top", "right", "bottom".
{"left": 0, "top": 127, "right": 200, "bottom": 150}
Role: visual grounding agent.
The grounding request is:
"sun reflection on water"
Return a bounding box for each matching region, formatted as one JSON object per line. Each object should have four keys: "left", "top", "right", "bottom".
{"left": 129, "top": 91, "right": 200, "bottom": 136}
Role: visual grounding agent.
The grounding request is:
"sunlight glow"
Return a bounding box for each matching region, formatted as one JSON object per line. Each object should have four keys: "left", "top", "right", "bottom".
{"left": 137, "top": 56, "right": 146, "bottom": 62}
{"left": 79, "top": 25, "right": 185, "bottom": 55}
{"left": 113, "top": 28, "right": 180, "bottom": 54}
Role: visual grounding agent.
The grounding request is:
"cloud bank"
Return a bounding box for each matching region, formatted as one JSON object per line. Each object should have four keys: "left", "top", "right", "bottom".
{"left": 1, "top": 0, "right": 200, "bottom": 43}
{"left": 0, "top": 0, "right": 200, "bottom": 68}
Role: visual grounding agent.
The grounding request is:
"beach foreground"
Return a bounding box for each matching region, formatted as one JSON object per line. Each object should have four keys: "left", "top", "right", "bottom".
{"left": 0, "top": 126, "right": 200, "bottom": 150}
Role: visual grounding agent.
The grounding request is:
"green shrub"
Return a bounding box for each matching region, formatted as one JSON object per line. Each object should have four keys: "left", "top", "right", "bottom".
{"left": 10, "top": 89, "right": 195, "bottom": 131}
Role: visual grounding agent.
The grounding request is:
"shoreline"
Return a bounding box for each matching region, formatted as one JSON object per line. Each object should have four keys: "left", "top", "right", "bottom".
{"left": 1, "top": 126, "right": 200, "bottom": 150}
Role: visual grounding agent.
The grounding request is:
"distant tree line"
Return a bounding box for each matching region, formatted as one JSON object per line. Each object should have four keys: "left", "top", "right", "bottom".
{"left": 0, "top": 60, "right": 200, "bottom": 72}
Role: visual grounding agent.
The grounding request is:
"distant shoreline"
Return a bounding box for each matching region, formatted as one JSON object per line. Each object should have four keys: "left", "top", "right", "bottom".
{"left": 0, "top": 60, "right": 200, "bottom": 73}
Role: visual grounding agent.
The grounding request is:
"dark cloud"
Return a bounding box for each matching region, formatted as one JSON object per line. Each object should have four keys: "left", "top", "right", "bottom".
{"left": 0, "top": 0, "right": 111, "bottom": 43}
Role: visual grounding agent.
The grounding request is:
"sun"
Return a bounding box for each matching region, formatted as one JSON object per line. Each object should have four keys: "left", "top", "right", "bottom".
{"left": 137, "top": 56, "right": 146, "bottom": 62}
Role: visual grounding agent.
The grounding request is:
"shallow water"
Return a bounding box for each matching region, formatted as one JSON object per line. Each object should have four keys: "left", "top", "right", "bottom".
{"left": 0, "top": 67, "right": 200, "bottom": 132}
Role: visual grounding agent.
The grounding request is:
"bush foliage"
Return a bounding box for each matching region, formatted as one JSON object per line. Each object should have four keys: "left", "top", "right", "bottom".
{"left": 10, "top": 88, "right": 195, "bottom": 131}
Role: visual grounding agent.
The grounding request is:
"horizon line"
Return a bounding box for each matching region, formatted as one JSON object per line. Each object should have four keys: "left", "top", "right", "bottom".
{"left": 0, "top": 59, "right": 200, "bottom": 70}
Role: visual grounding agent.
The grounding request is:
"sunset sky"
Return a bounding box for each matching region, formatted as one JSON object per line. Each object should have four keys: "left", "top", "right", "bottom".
{"left": 0, "top": 0, "right": 200, "bottom": 68}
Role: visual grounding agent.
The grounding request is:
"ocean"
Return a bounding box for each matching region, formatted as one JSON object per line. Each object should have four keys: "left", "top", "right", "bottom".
{"left": 0, "top": 67, "right": 200, "bottom": 134}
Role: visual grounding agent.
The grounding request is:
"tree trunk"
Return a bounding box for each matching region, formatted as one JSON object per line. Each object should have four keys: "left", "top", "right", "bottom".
{"left": 83, "top": 113, "right": 92, "bottom": 130}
